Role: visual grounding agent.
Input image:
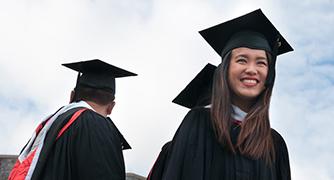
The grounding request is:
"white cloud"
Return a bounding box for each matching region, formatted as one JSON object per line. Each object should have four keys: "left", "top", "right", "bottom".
{"left": 0, "top": 0, "right": 334, "bottom": 178}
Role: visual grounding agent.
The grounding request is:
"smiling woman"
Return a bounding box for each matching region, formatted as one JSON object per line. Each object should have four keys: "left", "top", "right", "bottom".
{"left": 148, "top": 9, "right": 293, "bottom": 180}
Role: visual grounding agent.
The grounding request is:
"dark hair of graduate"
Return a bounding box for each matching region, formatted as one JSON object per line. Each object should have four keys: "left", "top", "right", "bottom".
{"left": 71, "top": 85, "right": 115, "bottom": 106}
{"left": 210, "top": 51, "right": 275, "bottom": 164}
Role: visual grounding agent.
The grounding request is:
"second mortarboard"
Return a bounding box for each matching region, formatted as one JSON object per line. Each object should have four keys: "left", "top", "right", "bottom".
{"left": 172, "top": 63, "right": 217, "bottom": 109}
{"left": 62, "top": 59, "right": 137, "bottom": 95}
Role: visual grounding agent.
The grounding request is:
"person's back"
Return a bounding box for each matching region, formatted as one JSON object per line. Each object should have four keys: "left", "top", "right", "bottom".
{"left": 9, "top": 59, "right": 136, "bottom": 180}
{"left": 38, "top": 103, "right": 125, "bottom": 180}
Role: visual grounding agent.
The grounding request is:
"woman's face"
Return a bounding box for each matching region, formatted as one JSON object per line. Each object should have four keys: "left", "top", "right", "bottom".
{"left": 228, "top": 47, "right": 268, "bottom": 103}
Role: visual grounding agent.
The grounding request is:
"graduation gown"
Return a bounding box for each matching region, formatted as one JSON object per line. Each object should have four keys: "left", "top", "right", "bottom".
{"left": 159, "top": 107, "right": 291, "bottom": 180}
{"left": 31, "top": 108, "right": 128, "bottom": 180}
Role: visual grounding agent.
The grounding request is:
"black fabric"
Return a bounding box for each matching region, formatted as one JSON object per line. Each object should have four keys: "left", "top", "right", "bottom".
{"left": 153, "top": 107, "right": 290, "bottom": 180}
{"left": 172, "top": 63, "right": 216, "bottom": 108}
{"left": 220, "top": 31, "right": 272, "bottom": 58}
{"left": 147, "top": 141, "right": 172, "bottom": 180}
{"left": 107, "top": 117, "right": 131, "bottom": 150}
{"left": 62, "top": 59, "right": 137, "bottom": 95}
{"left": 199, "top": 9, "right": 293, "bottom": 58}
{"left": 31, "top": 108, "right": 127, "bottom": 180}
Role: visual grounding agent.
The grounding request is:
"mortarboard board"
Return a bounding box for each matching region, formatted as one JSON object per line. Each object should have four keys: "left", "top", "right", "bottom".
{"left": 172, "top": 63, "right": 217, "bottom": 108}
{"left": 199, "top": 9, "right": 293, "bottom": 57}
{"left": 199, "top": 9, "right": 294, "bottom": 85}
{"left": 62, "top": 59, "right": 137, "bottom": 95}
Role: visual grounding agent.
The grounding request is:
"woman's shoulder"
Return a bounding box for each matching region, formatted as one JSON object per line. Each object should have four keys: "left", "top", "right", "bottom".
{"left": 270, "top": 128, "right": 289, "bottom": 151}
{"left": 177, "top": 106, "right": 211, "bottom": 131}
{"left": 182, "top": 106, "right": 211, "bottom": 122}
{"left": 171, "top": 107, "right": 213, "bottom": 148}
{"left": 270, "top": 129, "right": 286, "bottom": 142}
{"left": 187, "top": 106, "right": 211, "bottom": 115}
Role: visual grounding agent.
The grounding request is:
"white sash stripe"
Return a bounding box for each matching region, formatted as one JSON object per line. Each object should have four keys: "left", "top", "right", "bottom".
{"left": 22, "top": 101, "right": 93, "bottom": 180}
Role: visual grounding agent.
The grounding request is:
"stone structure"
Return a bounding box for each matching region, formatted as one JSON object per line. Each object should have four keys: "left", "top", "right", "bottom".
{"left": 0, "top": 155, "right": 17, "bottom": 180}
{"left": 126, "top": 172, "right": 146, "bottom": 180}
{"left": 0, "top": 155, "right": 146, "bottom": 180}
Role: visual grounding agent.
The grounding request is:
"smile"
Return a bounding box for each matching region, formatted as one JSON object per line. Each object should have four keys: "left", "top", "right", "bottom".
{"left": 241, "top": 78, "right": 258, "bottom": 86}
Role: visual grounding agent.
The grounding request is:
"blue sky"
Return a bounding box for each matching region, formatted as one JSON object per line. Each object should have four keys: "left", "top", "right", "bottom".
{"left": 0, "top": 0, "right": 334, "bottom": 179}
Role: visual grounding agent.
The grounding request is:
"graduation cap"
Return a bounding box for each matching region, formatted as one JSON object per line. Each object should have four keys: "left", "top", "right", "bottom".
{"left": 199, "top": 9, "right": 293, "bottom": 85}
{"left": 172, "top": 63, "right": 217, "bottom": 108}
{"left": 62, "top": 59, "right": 137, "bottom": 96}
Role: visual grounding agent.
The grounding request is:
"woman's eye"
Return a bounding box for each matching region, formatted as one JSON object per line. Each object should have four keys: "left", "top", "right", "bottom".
{"left": 257, "top": 61, "right": 268, "bottom": 66}
{"left": 236, "top": 59, "right": 247, "bottom": 63}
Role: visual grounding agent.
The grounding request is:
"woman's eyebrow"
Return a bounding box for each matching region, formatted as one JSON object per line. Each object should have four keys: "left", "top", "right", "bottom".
{"left": 257, "top": 57, "right": 267, "bottom": 60}
{"left": 234, "top": 54, "right": 248, "bottom": 58}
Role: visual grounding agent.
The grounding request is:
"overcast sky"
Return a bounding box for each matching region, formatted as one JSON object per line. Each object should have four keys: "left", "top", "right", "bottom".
{"left": 1, "top": 0, "right": 334, "bottom": 179}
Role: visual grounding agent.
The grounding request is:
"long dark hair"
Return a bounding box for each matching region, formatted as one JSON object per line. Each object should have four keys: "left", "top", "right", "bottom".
{"left": 210, "top": 51, "right": 275, "bottom": 164}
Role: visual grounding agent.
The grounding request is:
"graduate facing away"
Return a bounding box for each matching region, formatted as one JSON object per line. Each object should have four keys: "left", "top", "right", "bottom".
{"left": 9, "top": 59, "right": 137, "bottom": 180}
{"left": 148, "top": 9, "right": 292, "bottom": 180}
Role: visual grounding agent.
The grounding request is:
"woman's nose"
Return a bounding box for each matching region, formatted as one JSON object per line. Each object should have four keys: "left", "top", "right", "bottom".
{"left": 244, "top": 64, "right": 258, "bottom": 75}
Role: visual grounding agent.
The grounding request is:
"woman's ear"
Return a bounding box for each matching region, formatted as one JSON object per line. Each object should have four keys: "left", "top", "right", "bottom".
{"left": 107, "top": 101, "right": 116, "bottom": 115}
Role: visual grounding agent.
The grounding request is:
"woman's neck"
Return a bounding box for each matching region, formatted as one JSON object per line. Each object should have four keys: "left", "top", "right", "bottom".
{"left": 231, "top": 94, "right": 256, "bottom": 113}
